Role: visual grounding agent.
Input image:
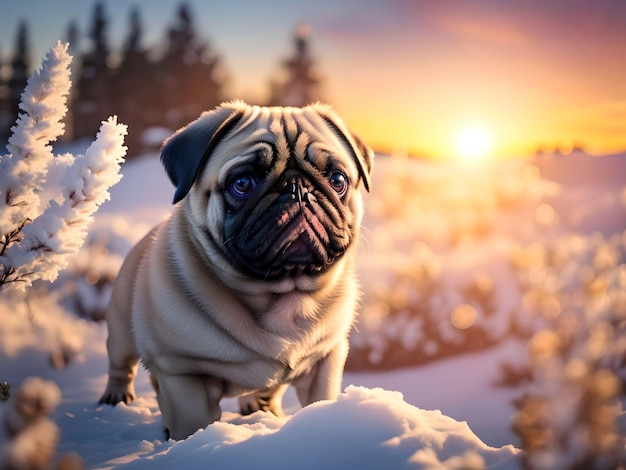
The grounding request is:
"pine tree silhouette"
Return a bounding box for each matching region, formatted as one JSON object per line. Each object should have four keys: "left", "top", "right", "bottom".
{"left": 6, "top": 21, "right": 30, "bottom": 137}
{"left": 0, "top": 46, "right": 9, "bottom": 143}
{"left": 268, "top": 24, "right": 320, "bottom": 107}
{"left": 60, "top": 20, "right": 80, "bottom": 143}
{"left": 65, "top": 20, "right": 80, "bottom": 55}
{"left": 112, "top": 7, "right": 155, "bottom": 154}
{"left": 160, "top": 2, "right": 223, "bottom": 128}
{"left": 73, "top": 1, "right": 113, "bottom": 142}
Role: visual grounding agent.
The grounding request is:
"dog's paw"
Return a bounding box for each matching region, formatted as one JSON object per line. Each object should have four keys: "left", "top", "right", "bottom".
{"left": 238, "top": 393, "right": 283, "bottom": 416}
{"left": 239, "top": 394, "right": 265, "bottom": 415}
{"left": 98, "top": 379, "right": 136, "bottom": 405}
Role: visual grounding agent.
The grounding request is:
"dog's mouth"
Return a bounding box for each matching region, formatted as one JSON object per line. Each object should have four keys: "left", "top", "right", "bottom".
{"left": 239, "top": 212, "right": 343, "bottom": 281}
{"left": 219, "top": 205, "right": 347, "bottom": 281}
{"left": 266, "top": 216, "right": 340, "bottom": 279}
{"left": 265, "top": 242, "right": 326, "bottom": 279}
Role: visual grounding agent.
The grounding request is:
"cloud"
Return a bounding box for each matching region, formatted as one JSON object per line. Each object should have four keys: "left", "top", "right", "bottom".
{"left": 435, "top": 15, "right": 529, "bottom": 49}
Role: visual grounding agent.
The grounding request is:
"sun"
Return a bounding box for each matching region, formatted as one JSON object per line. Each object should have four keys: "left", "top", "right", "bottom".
{"left": 455, "top": 126, "right": 493, "bottom": 161}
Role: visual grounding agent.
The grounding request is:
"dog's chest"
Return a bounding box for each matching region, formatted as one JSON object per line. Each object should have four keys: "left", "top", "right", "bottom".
{"left": 259, "top": 292, "right": 320, "bottom": 338}
{"left": 256, "top": 291, "right": 350, "bottom": 371}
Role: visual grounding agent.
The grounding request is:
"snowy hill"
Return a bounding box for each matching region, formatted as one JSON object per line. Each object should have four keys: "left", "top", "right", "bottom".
{"left": 534, "top": 150, "right": 626, "bottom": 187}
{"left": 533, "top": 150, "right": 626, "bottom": 236}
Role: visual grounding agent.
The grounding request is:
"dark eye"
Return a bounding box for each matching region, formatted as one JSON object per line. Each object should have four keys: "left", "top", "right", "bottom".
{"left": 329, "top": 171, "right": 348, "bottom": 196}
{"left": 229, "top": 174, "right": 256, "bottom": 198}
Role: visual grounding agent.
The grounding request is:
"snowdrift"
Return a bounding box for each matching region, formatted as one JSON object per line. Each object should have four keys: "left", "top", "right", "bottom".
{"left": 98, "top": 386, "right": 519, "bottom": 470}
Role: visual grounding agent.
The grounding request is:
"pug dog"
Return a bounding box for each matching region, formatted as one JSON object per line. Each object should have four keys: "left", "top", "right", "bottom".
{"left": 99, "top": 101, "right": 373, "bottom": 440}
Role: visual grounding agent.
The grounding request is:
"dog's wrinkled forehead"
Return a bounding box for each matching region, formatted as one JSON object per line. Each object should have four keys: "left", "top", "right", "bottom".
{"left": 205, "top": 107, "right": 354, "bottom": 186}
{"left": 161, "top": 101, "right": 373, "bottom": 204}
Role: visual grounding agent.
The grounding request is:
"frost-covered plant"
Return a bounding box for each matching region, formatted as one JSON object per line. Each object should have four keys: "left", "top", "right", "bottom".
{"left": 0, "top": 377, "right": 63, "bottom": 470}
{"left": 513, "top": 321, "right": 625, "bottom": 469}
{"left": 0, "top": 41, "right": 127, "bottom": 291}
{"left": 53, "top": 220, "right": 141, "bottom": 322}
{"left": 349, "top": 241, "right": 442, "bottom": 368}
{"left": 511, "top": 234, "right": 626, "bottom": 469}
{"left": 348, "top": 157, "right": 553, "bottom": 370}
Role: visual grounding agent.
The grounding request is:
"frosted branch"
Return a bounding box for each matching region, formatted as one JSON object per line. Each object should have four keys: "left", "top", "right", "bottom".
{"left": 0, "top": 41, "right": 72, "bottom": 231}
{"left": 0, "top": 43, "right": 127, "bottom": 290}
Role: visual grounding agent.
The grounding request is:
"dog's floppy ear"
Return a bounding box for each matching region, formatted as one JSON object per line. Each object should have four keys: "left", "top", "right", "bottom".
{"left": 314, "top": 107, "right": 374, "bottom": 192}
{"left": 161, "top": 106, "right": 245, "bottom": 204}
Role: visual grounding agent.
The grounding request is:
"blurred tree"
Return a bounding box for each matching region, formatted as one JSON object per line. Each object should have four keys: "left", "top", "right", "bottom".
{"left": 65, "top": 20, "right": 80, "bottom": 55}
{"left": 2, "top": 21, "right": 30, "bottom": 142}
{"left": 159, "top": 2, "right": 224, "bottom": 128}
{"left": 59, "top": 20, "right": 80, "bottom": 143}
{"left": 0, "top": 45, "right": 9, "bottom": 143}
{"left": 268, "top": 24, "right": 320, "bottom": 107}
{"left": 72, "top": 1, "right": 114, "bottom": 141}
{"left": 112, "top": 6, "right": 157, "bottom": 155}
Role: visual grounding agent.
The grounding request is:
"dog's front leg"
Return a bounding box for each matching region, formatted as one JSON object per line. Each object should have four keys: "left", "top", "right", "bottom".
{"left": 99, "top": 289, "right": 140, "bottom": 405}
{"left": 152, "top": 373, "right": 223, "bottom": 440}
{"left": 100, "top": 229, "right": 156, "bottom": 406}
{"left": 292, "top": 339, "right": 349, "bottom": 407}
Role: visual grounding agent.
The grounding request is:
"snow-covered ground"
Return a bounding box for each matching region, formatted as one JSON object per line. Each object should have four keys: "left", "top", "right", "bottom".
{"left": 1, "top": 147, "right": 625, "bottom": 469}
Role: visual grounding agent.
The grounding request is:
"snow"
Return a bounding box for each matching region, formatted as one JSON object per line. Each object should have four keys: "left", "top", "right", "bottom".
{"left": 345, "top": 340, "right": 526, "bottom": 450}
{"left": 101, "top": 386, "right": 518, "bottom": 470}
{"left": 1, "top": 134, "right": 625, "bottom": 468}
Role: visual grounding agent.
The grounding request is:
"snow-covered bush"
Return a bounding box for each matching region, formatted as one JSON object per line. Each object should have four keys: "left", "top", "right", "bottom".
{"left": 0, "top": 377, "right": 64, "bottom": 470}
{"left": 508, "top": 232, "right": 626, "bottom": 468}
{"left": 53, "top": 219, "right": 140, "bottom": 322}
{"left": 0, "top": 41, "right": 127, "bottom": 291}
{"left": 0, "top": 42, "right": 124, "bottom": 468}
{"left": 0, "top": 40, "right": 126, "bottom": 367}
{"left": 349, "top": 156, "right": 552, "bottom": 370}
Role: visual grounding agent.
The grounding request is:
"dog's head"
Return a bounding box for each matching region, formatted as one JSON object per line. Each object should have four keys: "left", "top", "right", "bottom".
{"left": 161, "top": 101, "right": 373, "bottom": 286}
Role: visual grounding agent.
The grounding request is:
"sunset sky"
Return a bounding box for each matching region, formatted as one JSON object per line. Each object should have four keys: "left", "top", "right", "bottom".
{"left": 2, "top": 0, "right": 626, "bottom": 160}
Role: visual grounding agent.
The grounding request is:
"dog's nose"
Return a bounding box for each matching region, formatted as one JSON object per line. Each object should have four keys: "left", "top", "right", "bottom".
{"left": 280, "top": 177, "right": 311, "bottom": 205}
{"left": 289, "top": 179, "right": 298, "bottom": 198}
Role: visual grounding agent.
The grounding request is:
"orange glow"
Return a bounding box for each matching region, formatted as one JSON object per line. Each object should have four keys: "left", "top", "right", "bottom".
{"left": 317, "top": 4, "right": 626, "bottom": 160}
{"left": 331, "top": 74, "right": 626, "bottom": 160}
{"left": 455, "top": 126, "right": 493, "bottom": 161}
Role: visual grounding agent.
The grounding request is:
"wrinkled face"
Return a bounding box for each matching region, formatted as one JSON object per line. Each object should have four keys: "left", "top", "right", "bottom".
{"left": 187, "top": 106, "right": 369, "bottom": 282}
